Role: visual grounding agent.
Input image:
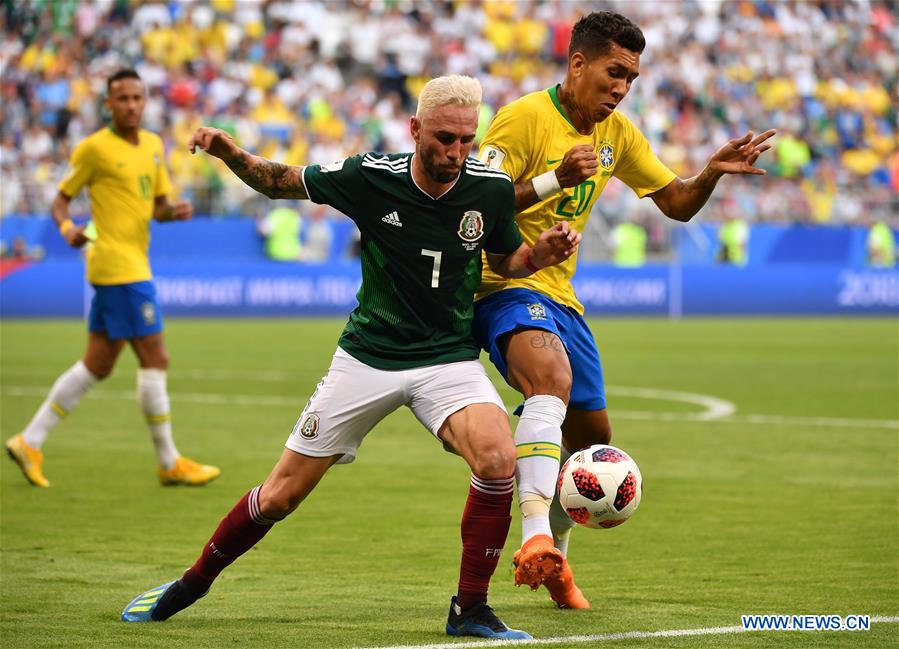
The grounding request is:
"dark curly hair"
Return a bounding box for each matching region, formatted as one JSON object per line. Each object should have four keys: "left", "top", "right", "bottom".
{"left": 107, "top": 69, "right": 142, "bottom": 93}
{"left": 569, "top": 11, "right": 646, "bottom": 59}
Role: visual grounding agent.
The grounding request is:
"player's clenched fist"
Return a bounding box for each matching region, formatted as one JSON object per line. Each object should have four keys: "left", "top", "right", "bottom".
{"left": 555, "top": 144, "right": 599, "bottom": 188}
{"left": 189, "top": 127, "right": 240, "bottom": 161}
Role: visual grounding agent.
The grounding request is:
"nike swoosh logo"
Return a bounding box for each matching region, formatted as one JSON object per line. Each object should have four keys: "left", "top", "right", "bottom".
{"left": 530, "top": 446, "right": 558, "bottom": 453}
{"left": 545, "top": 158, "right": 563, "bottom": 166}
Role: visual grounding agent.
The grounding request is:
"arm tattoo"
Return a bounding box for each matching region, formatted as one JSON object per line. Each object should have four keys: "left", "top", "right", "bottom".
{"left": 514, "top": 181, "right": 539, "bottom": 212}
{"left": 226, "top": 154, "right": 307, "bottom": 199}
{"left": 529, "top": 332, "right": 565, "bottom": 353}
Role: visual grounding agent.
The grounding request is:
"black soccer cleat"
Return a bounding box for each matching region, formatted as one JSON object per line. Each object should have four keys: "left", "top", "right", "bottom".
{"left": 445, "top": 595, "right": 532, "bottom": 639}
{"left": 121, "top": 579, "right": 206, "bottom": 622}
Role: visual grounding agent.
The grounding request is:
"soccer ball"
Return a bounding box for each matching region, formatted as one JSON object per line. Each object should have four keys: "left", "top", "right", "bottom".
{"left": 557, "top": 444, "right": 642, "bottom": 529}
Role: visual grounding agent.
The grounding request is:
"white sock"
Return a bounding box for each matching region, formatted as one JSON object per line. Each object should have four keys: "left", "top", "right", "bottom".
{"left": 549, "top": 444, "right": 576, "bottom": 556}
{"left": 515, "top": 395, "right": 567, "bottom": 545}
{"left": 137, "top": 368, "right": 180, "bottom": 469}
{"left": 22, "top": 361, "right": 98, "bottom": 449}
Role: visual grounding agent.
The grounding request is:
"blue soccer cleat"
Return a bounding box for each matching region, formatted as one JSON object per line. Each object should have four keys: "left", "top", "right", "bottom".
{"left": 121, "top": 579, "right": 204, "bottom": 622}
{"left": 445, "top": 596, "right": 533, "bottom": 640}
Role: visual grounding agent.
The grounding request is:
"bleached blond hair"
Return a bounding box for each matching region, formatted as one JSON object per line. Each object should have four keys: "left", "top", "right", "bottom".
{"left": 415, "top": 75, "right": 482, "bottom": 119}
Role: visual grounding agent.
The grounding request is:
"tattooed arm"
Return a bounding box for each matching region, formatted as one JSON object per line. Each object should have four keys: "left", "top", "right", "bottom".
{"left": 188, "top": 127, "right": 307, "bottom": 199}
{"left": 648, "top": 129, "right": 776, "bottom": 222}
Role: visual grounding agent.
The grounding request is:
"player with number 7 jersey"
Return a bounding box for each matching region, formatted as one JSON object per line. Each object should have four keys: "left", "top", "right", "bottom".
{"left": 123, "top": 76, "right": 580, "bottom": 640}
{"left": 304, "top": 152, "right": 527, "bottom": 369}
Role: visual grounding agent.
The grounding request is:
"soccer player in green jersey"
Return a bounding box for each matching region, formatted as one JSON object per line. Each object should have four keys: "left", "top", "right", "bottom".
{"left": 475, "top": 12, "right": 775, "bottom": 608}
{"left": 5, "top": 69, "right": 219, "bottom": 488}
{"left": 122, "top": 75, "right": 580, "bottom": 640}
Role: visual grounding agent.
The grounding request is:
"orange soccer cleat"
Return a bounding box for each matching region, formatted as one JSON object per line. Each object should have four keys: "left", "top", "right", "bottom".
{"left": 5, "top": 434, "right": 50, "bottom": 488}
{"left": 544, "top": 558, "right": 590, "bottom": 609}
{"left": 512, "top": 534, "right": 564, "bottom": 591}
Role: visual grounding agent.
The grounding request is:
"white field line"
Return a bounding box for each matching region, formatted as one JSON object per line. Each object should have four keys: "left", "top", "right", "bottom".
{"left": 2, "top": 385, "right": 896, "bottom": 430}
{"left": 355, "top": 617, "right": 899, "bottom": 649}
{"left": 607, "top": 387, "right": 736, "bottom": 420}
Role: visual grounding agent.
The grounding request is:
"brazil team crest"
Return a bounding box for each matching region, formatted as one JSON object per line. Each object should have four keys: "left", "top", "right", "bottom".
{"left": 458, "top": 211, "right": 484, "bottom": 243}
{"left": 599, "top": 143, "right": 614, "bottom": 170}
{"left": 141, "top": 301, "right": 156, "bottom": 326}
{"left": 527, "top": 303, "right": 547, "bottom": 320}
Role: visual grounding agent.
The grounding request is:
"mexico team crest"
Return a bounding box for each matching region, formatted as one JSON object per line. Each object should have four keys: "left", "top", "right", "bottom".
{"left": 458, "top": 211, "right": 484, "bottom": 243}
{"left": 298, "top": 413, "right": 320, "bottom": 439}
{"left": 527, "top": 303, "right": 547, "bottom": 320}
{"left": 599, "top": 143, "right": 614, "bottom": 170}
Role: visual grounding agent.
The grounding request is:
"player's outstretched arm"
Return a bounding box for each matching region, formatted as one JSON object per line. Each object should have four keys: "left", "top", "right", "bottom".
{"left": 649, "top": 129, "right": 776, "bottom": 222}
{"left": 486, "top": 222, "right": 580, "bottom": 278}
{"left": 513, "top": 144, "right": 598, "bottom": 212}
{"left": 189, "top": 127, "right": 308, "bottom": 200}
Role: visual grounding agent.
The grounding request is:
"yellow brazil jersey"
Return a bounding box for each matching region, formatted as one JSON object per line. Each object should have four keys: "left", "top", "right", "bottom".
{"left": 477, "top": 86, "right": 676, "bottom": 313}
{"left": 58, "top": 127, "right": 173, "bottom": 285}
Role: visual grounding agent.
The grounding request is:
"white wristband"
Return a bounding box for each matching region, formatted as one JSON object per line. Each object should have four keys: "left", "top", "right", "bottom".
{"left": 532, "top": 169, "right": 562, "bottom": 200}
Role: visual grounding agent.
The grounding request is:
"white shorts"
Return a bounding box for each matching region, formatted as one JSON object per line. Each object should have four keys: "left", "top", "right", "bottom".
{"left": 285, "top": 347, "right": 506, "bottom": 464}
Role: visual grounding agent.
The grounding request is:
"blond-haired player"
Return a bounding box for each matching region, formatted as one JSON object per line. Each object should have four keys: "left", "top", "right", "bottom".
{"left": 122, "top": 76, "right": 580, "bottom": 639}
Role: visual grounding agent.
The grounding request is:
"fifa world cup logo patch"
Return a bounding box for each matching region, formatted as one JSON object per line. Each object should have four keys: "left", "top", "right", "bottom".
{"left": 458, "top": 211, "right": 484, "bottom": 243}
{"left": 141, "top": 301, "right": 156, "bottom": 326}
{"left": 527, "top": 303, "right": 547, "bottom": 320}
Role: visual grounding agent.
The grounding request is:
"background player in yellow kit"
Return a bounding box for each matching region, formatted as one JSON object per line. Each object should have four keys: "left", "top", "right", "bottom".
{"left": 5, "top": 69, "right": 220, "bottom": 489}
{"left": 476, "top": 11, "right": 775, "bottom": 608}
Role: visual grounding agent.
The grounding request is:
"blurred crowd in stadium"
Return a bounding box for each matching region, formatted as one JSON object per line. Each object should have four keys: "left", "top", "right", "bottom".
{"left": 1, "top": 0, "right": 897, "bottom": 245}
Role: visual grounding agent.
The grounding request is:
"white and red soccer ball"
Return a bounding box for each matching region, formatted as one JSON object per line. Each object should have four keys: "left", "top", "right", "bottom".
{"left": 557, "top": 444, "right": 643, "bottom": 529}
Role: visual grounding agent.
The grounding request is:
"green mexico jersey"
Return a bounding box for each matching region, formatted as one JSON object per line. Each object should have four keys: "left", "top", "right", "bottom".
{"left": 303, "top": 153, "right": 521, "bottom": 369}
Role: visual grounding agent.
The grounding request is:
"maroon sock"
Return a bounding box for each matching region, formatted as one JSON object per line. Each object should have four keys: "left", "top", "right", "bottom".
{"left": 181, "top": 485, "right": 278, "bottom": 596}
{"left": 456, "top": 474, "right": 514, "bottom": 611}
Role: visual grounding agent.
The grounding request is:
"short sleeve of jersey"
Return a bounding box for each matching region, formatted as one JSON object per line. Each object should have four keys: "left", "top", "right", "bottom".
{"left": 58, "top": 139, "right": 94, "bottom": 197}
{"left": 153, "top": 136, "right": 174, "bottom": 197}
{"left": 483, "top": 180, "right": 522, "bottom": 255}
{"left": 477, "top": 103, "right": 535, "bottom": 181}
{"left": 302, "top": 154, "right": 367, "bottom": 218}
{"left": 613, "top": 116, "right": 677, "bottom": 198}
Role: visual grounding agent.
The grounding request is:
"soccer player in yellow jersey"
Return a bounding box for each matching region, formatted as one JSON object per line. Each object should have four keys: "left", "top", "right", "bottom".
{"left": 475, "top": 12, "right": 776, "bottom": 608}
{"left": 5, "top": 70, "right": 219, "bottom": 488}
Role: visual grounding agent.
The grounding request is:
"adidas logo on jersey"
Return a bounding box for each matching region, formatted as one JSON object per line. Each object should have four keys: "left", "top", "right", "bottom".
{"left": 382, "top": 211, "right": 403, "bottom": 227}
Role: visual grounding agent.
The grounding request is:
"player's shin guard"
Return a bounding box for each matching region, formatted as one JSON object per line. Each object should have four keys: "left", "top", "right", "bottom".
{"left": 457, "top": 474, "right": 514, "bottom": 611}
{"left": 549, "top": 444, "right": 576, "bottom": 556}
{"left": 515, "top": 395, "right": 566, "bottom": 544}
{"left": 22, "top": 361, "right": 98, "bottom": 448}
{"left": 181, "top": 485, "right": 278, "bottom": 597}
{"left": 137, "top": 368, "right": 180, "bottom": 469}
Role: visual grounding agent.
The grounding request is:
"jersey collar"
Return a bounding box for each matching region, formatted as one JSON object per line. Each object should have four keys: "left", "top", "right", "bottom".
{"left": 107, "top": 125, "right": 141, "bottom": 146}
{"left": 408, "top": 153, "right": 462, "bottom": 201}
{"left": 547, "top": 85, "right": 584, "bottom": 134}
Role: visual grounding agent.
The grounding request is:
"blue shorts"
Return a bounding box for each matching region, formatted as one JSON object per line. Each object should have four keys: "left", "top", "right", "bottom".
{"left": 88, "top": 281, "right": 164, "bottom": 340}
{"left": 473, "top": 287, "right": 606, "bottom": 411}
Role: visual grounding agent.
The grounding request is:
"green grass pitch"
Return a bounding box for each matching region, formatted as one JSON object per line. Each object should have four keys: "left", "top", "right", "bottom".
{"left": 1, "top": 317, "right": 896, "bottom": 648}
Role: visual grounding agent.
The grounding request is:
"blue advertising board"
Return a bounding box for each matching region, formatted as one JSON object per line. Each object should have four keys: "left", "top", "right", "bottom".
{"left": 2, "top": 260, "right": 896, "bottom": 317}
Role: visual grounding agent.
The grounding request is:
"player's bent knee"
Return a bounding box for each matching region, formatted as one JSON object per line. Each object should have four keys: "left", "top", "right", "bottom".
{"left": 470, "top": 445, "right": 515, "bottom": 479}
{"left": 258, "top": 482, "right": 305, "bottom": 519}
{"left": 514, "top": 365, "right": 572, "bottom": 403}
{"left": 84, "top": 361, "right": 114, "bottom": 380}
